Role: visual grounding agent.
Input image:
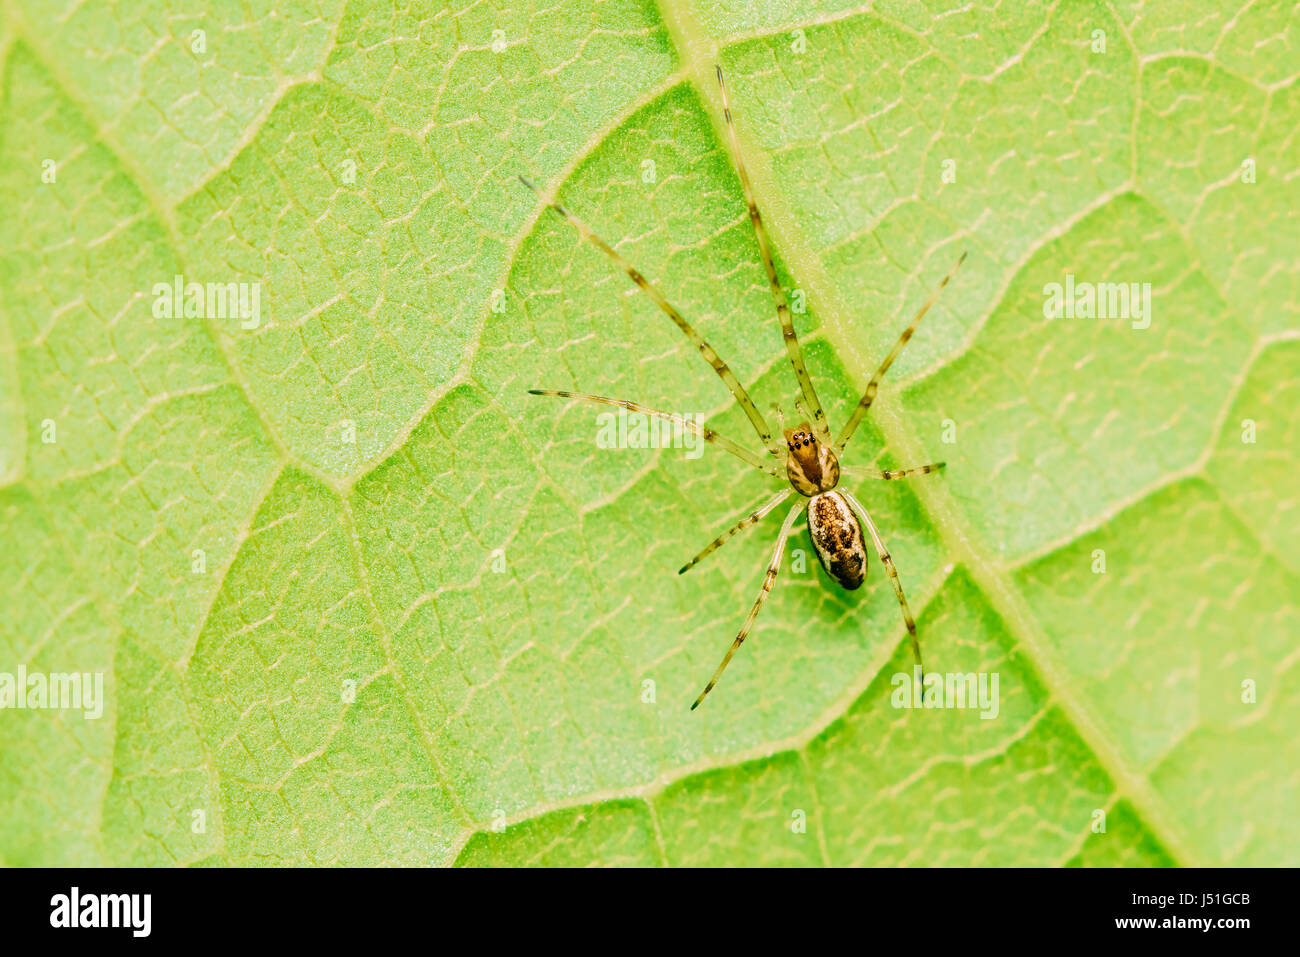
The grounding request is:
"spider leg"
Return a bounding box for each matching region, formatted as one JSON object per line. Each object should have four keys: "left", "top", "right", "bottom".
{"left": 679, "top": 487, "right": 792, "bottom": 574}
{"left": 841, "top": 490, "right": 924, "bottom": 686}
{"left": 518, "top": 175, "right": 783, "bottom": 458}
{"left": 842, "top": 462, "right": 946, "bottom": 481}
{"left": 715, "top": 66, "right": 830, "bottom": 444}
{"left": 528, "top": 389, "right": 780, "bottom": 478}
{"left": 690, "top": 500, "right": 804, "bottom": 710}
{"left": 834, "top": 251, "right": 967, "bottom": 455}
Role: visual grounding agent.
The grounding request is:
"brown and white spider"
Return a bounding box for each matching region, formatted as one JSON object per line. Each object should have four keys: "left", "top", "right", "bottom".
{"left": 521, "top": 66, "right": 965, "bottom": 710}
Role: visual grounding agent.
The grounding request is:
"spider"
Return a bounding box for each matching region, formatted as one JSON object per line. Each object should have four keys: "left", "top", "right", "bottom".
{"left": 521, "top": 66, "right": 965, "bottom": 710}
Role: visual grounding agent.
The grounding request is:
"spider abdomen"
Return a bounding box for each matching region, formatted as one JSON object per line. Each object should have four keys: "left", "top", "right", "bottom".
{"left": 807, "top": 491, "right": 867, "bottom": 590}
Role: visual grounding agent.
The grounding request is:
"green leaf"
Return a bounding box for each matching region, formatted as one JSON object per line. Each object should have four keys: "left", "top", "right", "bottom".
{"left": 0, "top": 0, "right": 1295, "bottom": 867}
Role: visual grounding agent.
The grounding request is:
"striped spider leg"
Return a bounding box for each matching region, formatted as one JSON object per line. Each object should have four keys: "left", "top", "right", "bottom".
{"left": 834, "top": 250, "right": 968, "bottom": 455}
{"left": 840, "top": 463, "right": 946, "bottom": 481}
{"left": 842, "top": 490, "right": 924, "bottom": 680}
{"left": 517, "top": 176, "right": 784, "bottom": 461}
{"left": 522, "top": 67, "right": 966, "bottom": 710}
{"left": 690, "top": 500, "right": 804, "bottom": 710}
{"left": 715, "top": 64, "right": 831, "bottom": 445}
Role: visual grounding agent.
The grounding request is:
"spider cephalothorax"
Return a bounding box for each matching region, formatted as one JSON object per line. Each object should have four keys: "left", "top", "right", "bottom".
{"left": 783, "top": 424, "right": 840, "bottom": 496}
{"left": 524, "top": 65, "right": 965, "bottom": 710}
